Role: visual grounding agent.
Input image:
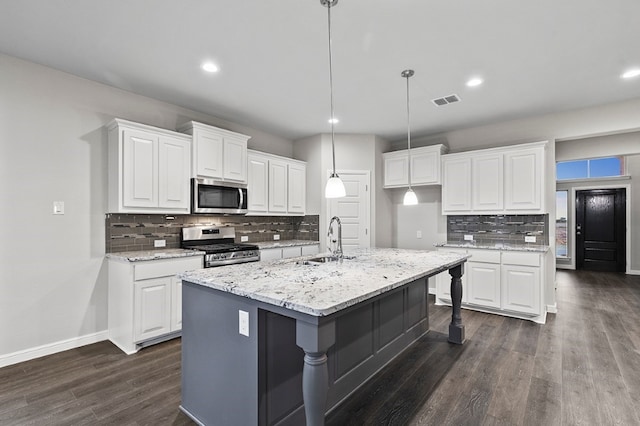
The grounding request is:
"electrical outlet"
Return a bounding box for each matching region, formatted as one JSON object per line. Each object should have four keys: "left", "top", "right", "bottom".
{"left": 273, "top": 234, "right": 280, "bottom": 241}
{"left": 416, "top": 230, "right": 422, "bottom": 239}
{"left": 53, "top": 201, "right": 64, "bottom": 215}
{"left": 525, "top": 236, "right": 537, "bottom": 243}
{"left": 464, "top": 234, "right": 474, "bottom": 241}
{"left": 241, "top": 236, "right": 249, "bottom": 242}
{"left": 239, "top": 310, "right": 249, "bottom": 337}
{"left": 154, "top": 239, "right": 166, "bottom": 248}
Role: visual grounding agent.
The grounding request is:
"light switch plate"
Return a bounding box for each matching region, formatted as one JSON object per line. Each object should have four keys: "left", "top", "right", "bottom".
{"left": 273, "top": 234, "right": 280, "bottom": 241}
{"left": 241, "top": 236, "right": 249, "bottom": 242}
{"left": 239, "top": 310, "right": 249, "bottom": 337}
{"left": 416, "top": 230, "right": 422, "bottom": 239}
{"left": 464, "top": 234, "right": 474, "bottom": 241}
{"left": 525, "top": 236, "right": 537, "bottom": 243}
{"left": 154, "top": 239, "right": 166, "bottom": 248}
{"left": 53, "top": 201, "right": 64, "bottom": 215}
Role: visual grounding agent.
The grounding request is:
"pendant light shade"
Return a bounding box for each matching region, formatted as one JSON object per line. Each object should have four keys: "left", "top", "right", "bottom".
{"left": 326, "top": 173, "right": 347, "bottom": 198}
{"left": 402, "top": 69, "right": 418, "bottom": 206}
{"left": 322, "top": 0, "right": 346, "bottom": 199}
{"left": 403, "top": 188, "right": 418, "bottom": 205}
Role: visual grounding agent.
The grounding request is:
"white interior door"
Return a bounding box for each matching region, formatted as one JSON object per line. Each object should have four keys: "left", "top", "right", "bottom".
{"left": 327, "top": 171, "right": 370, "bottom": 251}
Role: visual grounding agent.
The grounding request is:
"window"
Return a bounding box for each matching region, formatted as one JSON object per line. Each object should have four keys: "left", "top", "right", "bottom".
{"left": 556, "top": 190, "right": 568, "bottom": 258}
{"left": 556, "top": 157, "right": 624, "bottom": 180}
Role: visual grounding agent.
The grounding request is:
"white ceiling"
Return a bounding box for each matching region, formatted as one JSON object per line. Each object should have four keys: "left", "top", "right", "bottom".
{"left": 2, "top": 0, "right": 640, "bottom": 142}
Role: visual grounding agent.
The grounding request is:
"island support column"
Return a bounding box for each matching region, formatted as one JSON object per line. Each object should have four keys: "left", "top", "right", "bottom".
{"left": 296, "top": 319, "right": 336, "bottom": 426}
{"left": 448, "top": 264, "right": 466, "bottom": 344}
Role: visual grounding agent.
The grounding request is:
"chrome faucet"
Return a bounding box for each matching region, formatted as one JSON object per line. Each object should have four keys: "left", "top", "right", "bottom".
{"left": 327, "top": 216, "right": 343, "bottom": 259}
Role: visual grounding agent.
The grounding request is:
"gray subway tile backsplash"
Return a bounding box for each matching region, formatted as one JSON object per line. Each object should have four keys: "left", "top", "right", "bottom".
{"left": 105, "top": 214, "right": 320, "bottom": 253}
{"left": 447, "top": 214, "right": 549, "bottom": 246}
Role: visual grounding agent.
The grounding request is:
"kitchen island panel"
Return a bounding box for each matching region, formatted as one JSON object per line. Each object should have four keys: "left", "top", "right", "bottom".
{"left": 181, "top": 277, "right": 431, "bottom": 426}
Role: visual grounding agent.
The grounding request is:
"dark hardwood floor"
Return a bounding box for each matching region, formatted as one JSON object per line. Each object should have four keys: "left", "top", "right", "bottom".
{"left": 1, "top": 270, "right": 639, "bottom": 425}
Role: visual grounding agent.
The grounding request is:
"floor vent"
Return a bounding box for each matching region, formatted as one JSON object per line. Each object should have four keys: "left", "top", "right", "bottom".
{"left": 432, "top": 94, "right": 461, "bottom": 106}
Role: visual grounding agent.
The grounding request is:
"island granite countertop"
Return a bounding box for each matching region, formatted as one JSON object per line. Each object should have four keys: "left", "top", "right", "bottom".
{"left": 179, "top": 248, "right": 469, "bottom": 317}
{"left": 435, "top": 242, "right": 549, "bottom": 253}
{"left": 106, "top": 248, "right": 205, "bottom": 262}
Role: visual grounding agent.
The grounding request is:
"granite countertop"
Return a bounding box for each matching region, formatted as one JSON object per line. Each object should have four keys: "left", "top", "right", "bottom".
{"left": 255, "top": 240, "right": 320, "bottom": 249}
{"left": 106, "top": 248, "right": 205, "bottom": 262}
{"left": 435, "top": 242, "right": 549, "bottom": 253}
{"left": 179, "top": 248, "right": 469, "bottom": 317}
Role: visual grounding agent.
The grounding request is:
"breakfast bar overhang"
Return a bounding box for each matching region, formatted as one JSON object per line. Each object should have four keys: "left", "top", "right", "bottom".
{"left": 178, "top": 248, "right": 469, "bottom": 426}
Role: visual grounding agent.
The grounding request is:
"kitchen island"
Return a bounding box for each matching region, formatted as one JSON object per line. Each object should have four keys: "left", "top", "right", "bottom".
{"left": 179, "top": 248, "right": 469, "bottom": 426}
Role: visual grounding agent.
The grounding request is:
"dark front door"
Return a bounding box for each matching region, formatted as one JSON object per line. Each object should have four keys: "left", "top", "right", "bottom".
{"left": 576, "top": 189, "right": 626, "bottom": 272}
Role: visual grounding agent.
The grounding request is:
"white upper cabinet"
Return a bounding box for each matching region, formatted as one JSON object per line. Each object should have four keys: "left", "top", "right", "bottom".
{"left": 441, "top": 141, "right": 547, "bottom": 215}
{"left": 247, "top": 149, "right": 306, "bottom": 216}
{"left": 383, "top": 152, "right": 409, "bottom": 187}
{"left": 247, "top": 152, "right": 269, "bottom": 213}
{"left": 108, "top": 119, "right": 191, "bottom": 214}
{"left": 268, "top": 159, "right": 288, "bottom": 213}
{"left": 442, "top": 156, "right": 472, "bottom": 212}
{"left": 287, "top": 162, "right": 306, "bottom": 214}
{"left": 504, "top": 147, "right": 543, "bottom": 211}
{"left": 472, "top": 153, "right": 504, "bottom": 211}
{"left": 179, "top": 121, "right": 250, "bottom": 183}
{"left": 383, "top": 144, "right": 447, "bottom": 188}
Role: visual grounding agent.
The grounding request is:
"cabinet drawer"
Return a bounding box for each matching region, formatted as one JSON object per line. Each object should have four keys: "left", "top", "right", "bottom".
{"left": 467, "top": 249, "right": 500, "bottom": 263}
{"left": 282, "top": 246, "right": 303, "bottom": 259}
{"left": 134, "top": 256, "right": 203, "bottom": 281}
{"left": 301, "top": 244, "right": 320, "bottom": 256}
{"left": 501, "top": 251, "right": 540, "bottom": 267}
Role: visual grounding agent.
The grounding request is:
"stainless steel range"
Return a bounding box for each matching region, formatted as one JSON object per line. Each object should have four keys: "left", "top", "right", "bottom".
{"left": 181, "top": 226, "right": 260, "bottom": 267}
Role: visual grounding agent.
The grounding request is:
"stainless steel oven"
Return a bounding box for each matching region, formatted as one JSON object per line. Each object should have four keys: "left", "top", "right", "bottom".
{"left": 191, "top": 178, "right": 248, "bottom": 214}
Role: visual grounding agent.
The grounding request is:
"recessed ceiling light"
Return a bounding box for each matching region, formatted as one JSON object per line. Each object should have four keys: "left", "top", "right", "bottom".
{"left": 328, "top": 118, "right": 339, "bottom": 124}
{"left": 466, "top": 77, "right": 483, "bottom": 87}
{"left": 621, "top": 69, "right": 640, "bottom": 79}
{"left": 202, "top": 62, "right": 219, "bottom": 73}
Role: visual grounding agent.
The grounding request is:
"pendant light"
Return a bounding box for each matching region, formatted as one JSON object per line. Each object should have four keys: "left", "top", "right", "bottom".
{"left": 322, "top": 0, "right": 346, "bottom": 199}
{"left": 402, "top": 69, "right": 418, "bottom": 206}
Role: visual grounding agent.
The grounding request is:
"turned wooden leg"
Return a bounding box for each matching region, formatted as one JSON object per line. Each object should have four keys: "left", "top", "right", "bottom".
{"left": 448, "top": 264, "right": 465, "bottom": 344}
{"left": 296, "top": 319, "right": 336, "bottom": 426}
{"left": 301, "top": 351, "right": 329, "bottom": 426}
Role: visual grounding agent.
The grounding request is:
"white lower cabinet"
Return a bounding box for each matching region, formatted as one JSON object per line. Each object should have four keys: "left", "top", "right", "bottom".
{"left": 501, "top": 252, "right": 541, "bottom": 315}
{"left": 435, "top": 248, "right": 468, "bottom": 303}
{"left": 108, "top": 255, "right": 203, "bottom": 354}
{"left": 466, "top": 252, "right": 501, "bottom": 309}
{"left": 260, "top": 244, "right": 320, "bottom": 262}
{"left": 435, "top": 248, "right": 545, "bottom": 323}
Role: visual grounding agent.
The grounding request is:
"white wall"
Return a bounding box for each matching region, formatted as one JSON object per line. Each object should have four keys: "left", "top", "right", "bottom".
{"left": 294, "top": 133, "right": 392, "bottom": 250}
{"left": 440, "top": 97, "right": 640, "bottom": 152}
{"left": 0, "top": 53, "right": 294, "bottom": 364}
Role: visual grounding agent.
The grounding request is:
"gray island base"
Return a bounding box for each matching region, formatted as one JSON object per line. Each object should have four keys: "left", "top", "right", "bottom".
{"left": 178, "top": 248, "right": 468, "bottom": 426}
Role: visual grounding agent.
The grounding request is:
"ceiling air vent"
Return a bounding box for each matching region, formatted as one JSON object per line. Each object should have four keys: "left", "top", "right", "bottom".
{"left": 432, "top": 94, "right": 461, "bottom": 107}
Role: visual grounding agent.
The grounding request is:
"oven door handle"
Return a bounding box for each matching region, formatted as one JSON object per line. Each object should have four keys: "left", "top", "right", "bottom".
{"left": 238, "top": 188, "right": 244, "bottom": 209}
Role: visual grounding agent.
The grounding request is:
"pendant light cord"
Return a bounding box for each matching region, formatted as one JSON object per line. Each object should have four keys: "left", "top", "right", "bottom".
{"left": 405, "top": 72, "right": 412, "bottom": 190}
{"left": 327, "top": 1, "right": 337, "bottom": 176}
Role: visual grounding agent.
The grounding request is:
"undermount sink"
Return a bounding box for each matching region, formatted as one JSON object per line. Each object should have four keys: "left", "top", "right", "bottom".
{"left": 296, "top": 255, "right": 355, "bottom": 266}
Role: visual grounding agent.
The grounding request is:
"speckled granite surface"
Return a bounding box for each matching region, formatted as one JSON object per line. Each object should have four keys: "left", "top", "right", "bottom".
{"left": 255, "top": 240, "right": 320, "bottom": 249}
{"left": 106, "top": 248, "right": 205, "bottom": 262}
{"left": 179, "top": 248, "right": 469, "bottom": 317}
{"left": 435, "top": 242, "right": 549, "bottom": 252}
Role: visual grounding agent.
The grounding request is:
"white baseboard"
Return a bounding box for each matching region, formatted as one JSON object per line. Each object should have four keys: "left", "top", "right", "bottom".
{"left": 0, "top": 330, "right": 108, "bottom": 368}
{"left": 428, "top": 287, "right": 436, "bottom": 295}
{"left": 627, "top": 269, "right": 640, "bottom": 276}
{"left": 546, "top": 303, "right": 558, "bottom": 314}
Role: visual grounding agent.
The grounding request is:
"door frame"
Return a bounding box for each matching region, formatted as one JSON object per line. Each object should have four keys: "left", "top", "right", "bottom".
{"left": 325, "top": 169, "right": 371, "bottom": 250}
{"left": 569, "top": 183, "right": 632, "bottom": 274}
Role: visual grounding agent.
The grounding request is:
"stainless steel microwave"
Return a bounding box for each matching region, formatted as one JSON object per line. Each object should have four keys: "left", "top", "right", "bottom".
{"left": 191, "top": 178, "right": 248, "bottom": 214}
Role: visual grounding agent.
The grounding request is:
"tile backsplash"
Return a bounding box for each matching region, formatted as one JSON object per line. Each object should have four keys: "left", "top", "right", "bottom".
{"left": 447, "top": 214, "right": 549, "bottom": 246}
{"left": 106, "top": 214, "right": 319, "bottom": 253}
